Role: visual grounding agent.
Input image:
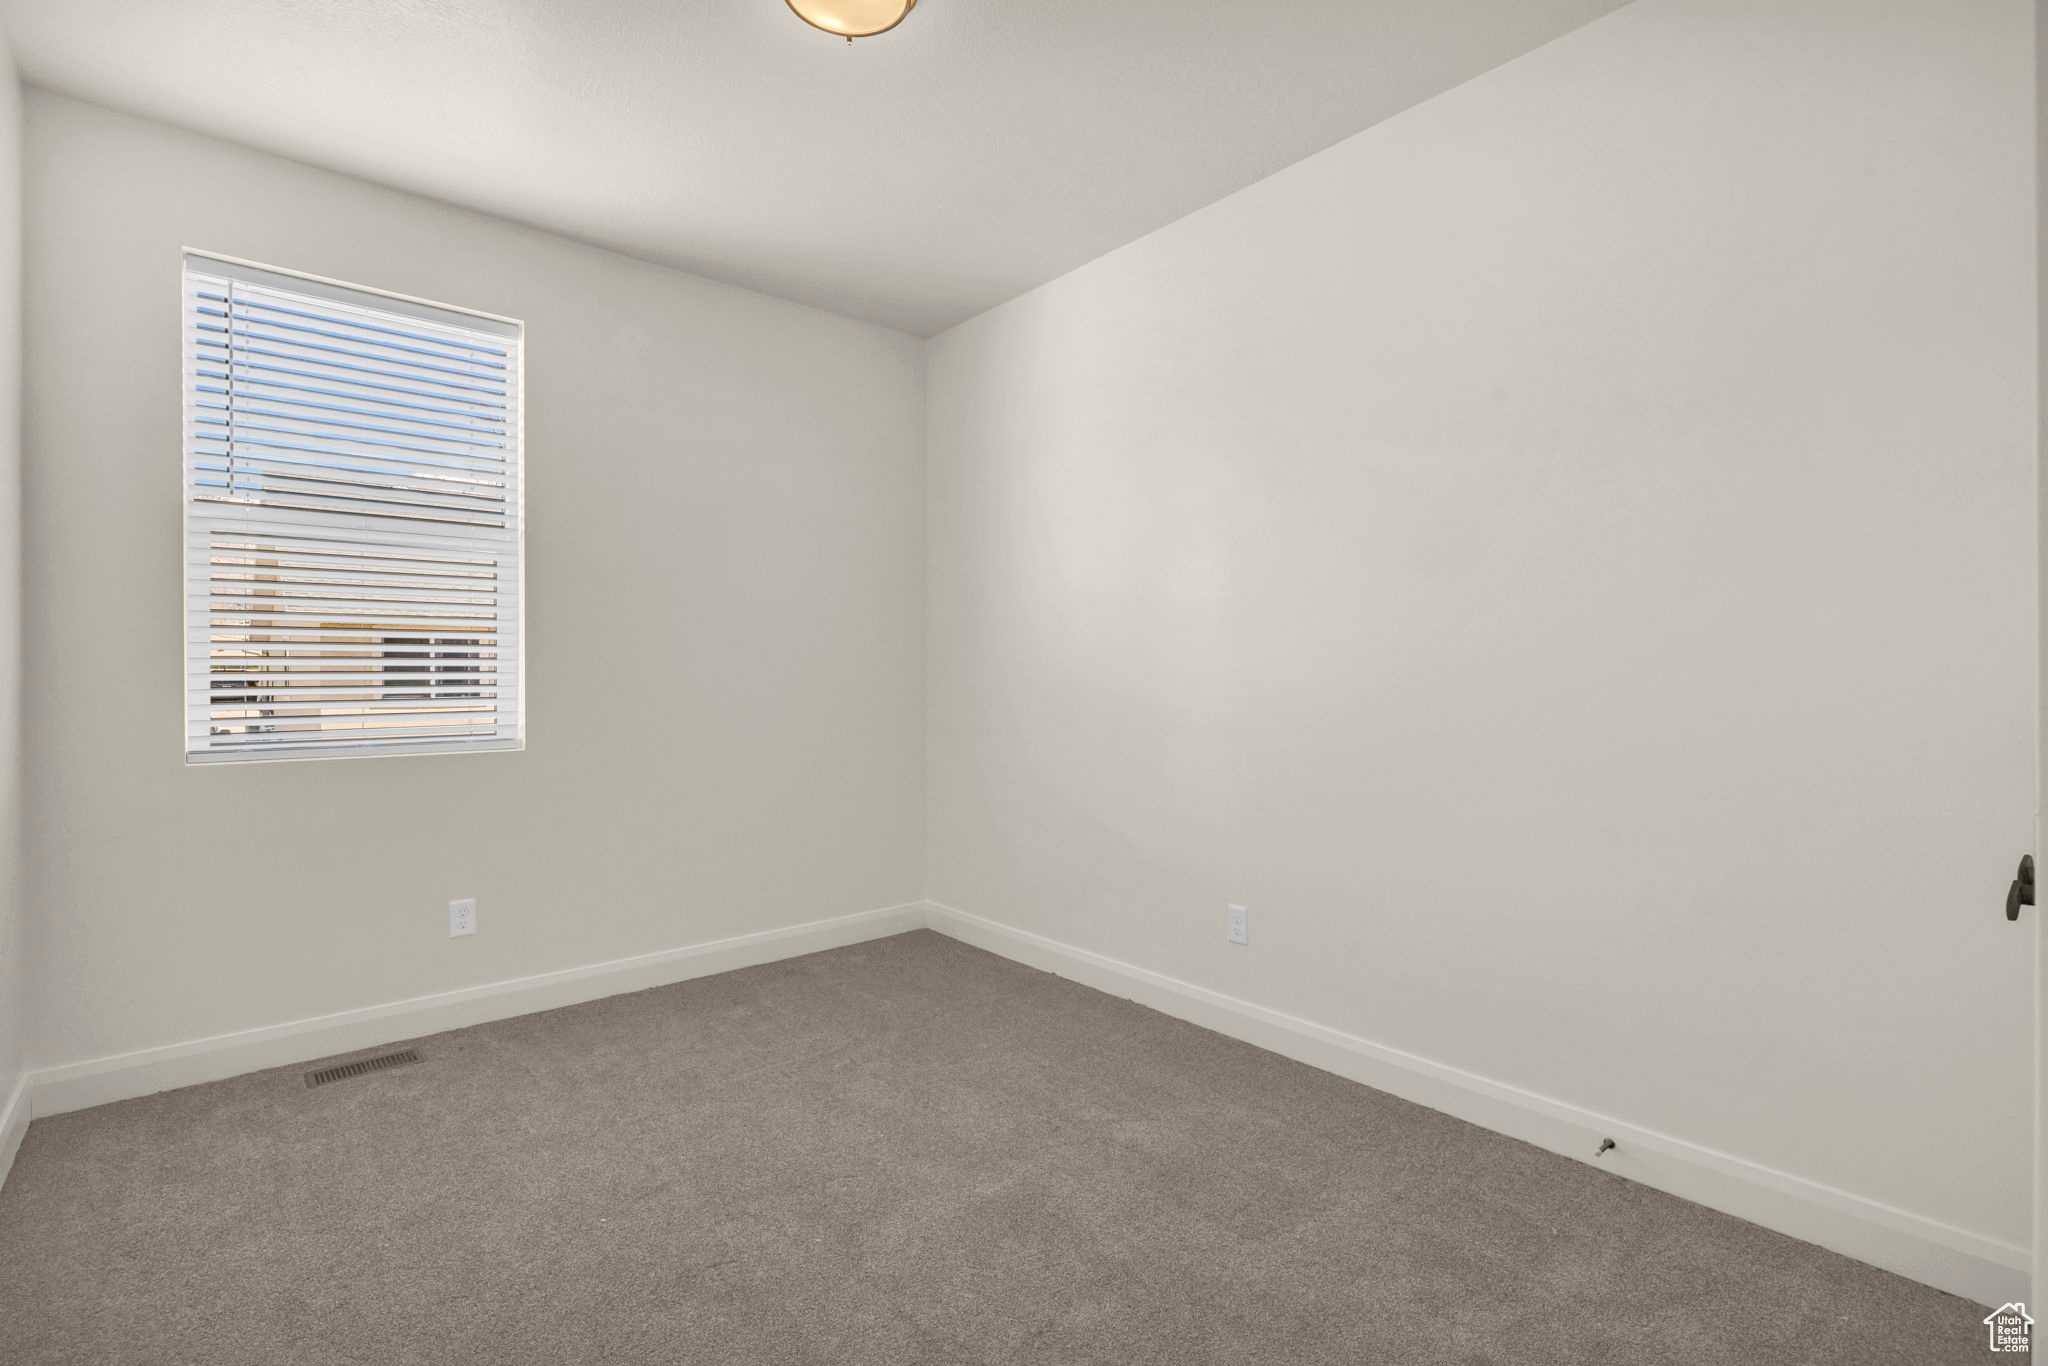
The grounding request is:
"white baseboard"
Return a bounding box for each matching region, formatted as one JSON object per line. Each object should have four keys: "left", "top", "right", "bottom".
{"left": 0, "top": 1071, "right": 28, "bottom": 1190}
{"left": 26, "top": 901, "right": 928, "bottom": 1120}
{"left": 15, "top": 895, "right": 2029, "bottom": 1307}
{"left": 922, "top": 899, "right": 2029, "bottom": 1309}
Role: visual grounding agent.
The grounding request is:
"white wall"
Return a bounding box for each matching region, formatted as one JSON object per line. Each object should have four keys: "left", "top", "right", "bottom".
{"left": 22, "top": 92, "right": 926, "bottom": 1072}
{"left": 2034, "top": 0, "right": 2047, "bottom": 1322}
{"left": 928, "top": 0, "right": 2036, "bottom": 1263}
{"left": 0, "top": 31, "right": 22, "bottom": 1154}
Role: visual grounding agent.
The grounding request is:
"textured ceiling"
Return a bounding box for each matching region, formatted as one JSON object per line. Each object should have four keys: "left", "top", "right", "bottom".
{"left": 0, "top": 0, "right": 1630, "bottom": 335}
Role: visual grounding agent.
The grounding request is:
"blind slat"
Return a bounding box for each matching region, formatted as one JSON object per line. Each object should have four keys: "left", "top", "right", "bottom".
{"left": 201, "top": 305, "right": 509, "bottom": 370}
{"left": 196, "top": 326, "right": 509, "bottom": 390}
{"left": 196, "top": 290, "right": 510, "bottom": 355}
{"left": 194, "top": 359, "right": 509, "bottom": 412}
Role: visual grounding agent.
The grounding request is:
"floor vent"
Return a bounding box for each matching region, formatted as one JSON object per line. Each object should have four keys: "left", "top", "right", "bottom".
{"left": 305, "top": 1049, "right": 422, "bottom": 1088}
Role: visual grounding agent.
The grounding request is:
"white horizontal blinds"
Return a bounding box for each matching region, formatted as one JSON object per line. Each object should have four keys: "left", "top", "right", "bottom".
{"left": 184, "top": 255, "right": 523, "bottom": 762}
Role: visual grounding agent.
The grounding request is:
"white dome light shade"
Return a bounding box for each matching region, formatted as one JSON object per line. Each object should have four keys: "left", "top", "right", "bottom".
{"left": 786, "top": 0, "right": 918, "bottom": 40}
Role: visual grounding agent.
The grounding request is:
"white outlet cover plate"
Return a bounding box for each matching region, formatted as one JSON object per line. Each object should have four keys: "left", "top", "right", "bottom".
{"left": 1227, "top": 904, "right": 1249, "bottom": 945}
{"left": 450, "top": 897, "right": 477, "bottom": 938}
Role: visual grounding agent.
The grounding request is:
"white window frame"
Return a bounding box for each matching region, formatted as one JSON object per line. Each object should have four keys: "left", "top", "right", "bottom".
{"left": 182, "top": 251, "right": 526, "bottom": 764}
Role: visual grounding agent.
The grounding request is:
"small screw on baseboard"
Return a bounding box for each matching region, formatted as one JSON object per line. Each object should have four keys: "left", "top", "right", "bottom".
{"left": 1595, "top": 1138, "right": 1617, "bottom": 1158}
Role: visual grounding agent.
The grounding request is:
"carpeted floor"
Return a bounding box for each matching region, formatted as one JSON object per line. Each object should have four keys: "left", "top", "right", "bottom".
{"left": 0, "top": 930, "right": 1998, "bottom": 1364}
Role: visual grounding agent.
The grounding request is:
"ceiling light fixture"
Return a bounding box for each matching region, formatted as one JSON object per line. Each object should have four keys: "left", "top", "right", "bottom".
{"left": 786, "top": 0, "right": 918, "bottom": 42}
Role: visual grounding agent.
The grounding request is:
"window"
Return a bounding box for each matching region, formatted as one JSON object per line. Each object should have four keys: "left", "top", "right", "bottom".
{"left": 183, "top": 254, "right": 523, "bottom": 762}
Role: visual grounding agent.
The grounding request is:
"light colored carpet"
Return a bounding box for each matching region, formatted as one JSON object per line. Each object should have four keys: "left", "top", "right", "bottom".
{"left": 0, "top": 930, "right": 1994, "bottom": 1364}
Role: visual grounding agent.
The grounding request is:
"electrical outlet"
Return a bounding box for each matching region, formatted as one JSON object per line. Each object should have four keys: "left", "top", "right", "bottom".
{"left": 449, "top": 897, "right": 477, "bottom": 938}
{"left": 1227, "top": 904, "right": 1249, "bottom": 946}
